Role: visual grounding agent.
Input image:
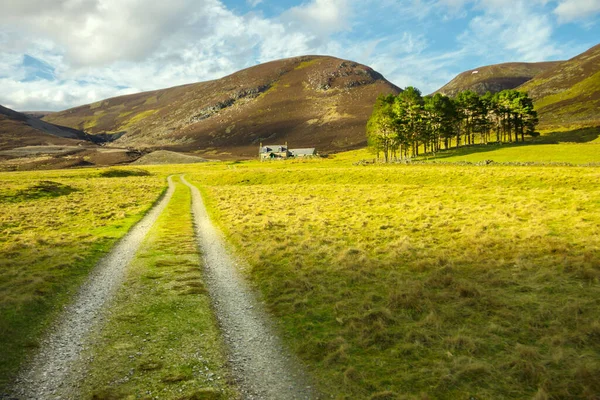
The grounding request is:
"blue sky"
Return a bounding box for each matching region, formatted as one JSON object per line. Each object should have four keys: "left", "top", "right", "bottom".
{"left": 0, "top": 0, "right": 598, "bottom": 111}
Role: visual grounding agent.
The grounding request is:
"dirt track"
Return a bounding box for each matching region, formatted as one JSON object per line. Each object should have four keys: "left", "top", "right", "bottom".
{"left": 11, "top": 176, "right": 175, "bottom": 399}
{"left": 182, "top": 176, "right": 317, "bottom": 400}
{"left": 10, "top": 175, "right": 315, "bottom": 399}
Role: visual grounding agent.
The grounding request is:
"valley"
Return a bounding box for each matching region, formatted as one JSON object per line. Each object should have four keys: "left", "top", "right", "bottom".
{"left": 0, "top": 12, "right": 598, "bottom": 398}
{"left": 1, "top": 141, "right": 599, "bottom": 398}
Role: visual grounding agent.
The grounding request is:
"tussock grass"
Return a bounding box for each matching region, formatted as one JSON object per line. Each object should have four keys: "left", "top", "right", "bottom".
{"left": 99, "top": 168, "right": 151, "bottom": 178}
{"left": 189, "top": 164, "right": 600, "bottom": 399}
{"left": 428, "top": 142, "right": 600, "bottom": 164}
{"left": 0, "top": 168, "right": 166, "bottom": 391}
{"left": 78, "top": 176, "right": 236, "bottom": 399}
{"left": 333, "top": 127, "right": 600, "bottom": 165}
{"left": 119, "top": 109, "right": 158, "bottom": 130}
{"left": 0, "top": 181, "right": 79, "bottom": 203}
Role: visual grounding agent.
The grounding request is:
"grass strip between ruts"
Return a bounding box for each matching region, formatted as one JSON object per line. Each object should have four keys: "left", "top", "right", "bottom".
{"left": 77, "top": 175, "right": 237, "bottom": 400}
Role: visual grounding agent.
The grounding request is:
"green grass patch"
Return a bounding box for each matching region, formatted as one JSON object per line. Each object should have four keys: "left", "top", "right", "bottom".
{"left": 144, "top": 96, "right": 158, "bottom": 105}
{"left": 99, "top": 168, "right": 151, "bottom": 178}
{"left": 78, "top": 176, "right": 237, "bottom": 399}
{"left": 401, "top": 127, "right": 600, "bottom": 165}
{"left": 118, "top": 111, "right": 133, "bottom": 118}
{"left": 0, "top": 181, "right": 79, "bottom": 203}
{"left": 189, "top": 164, "right": 600, "bottom": 399}
{"left": 295, "top": 59, "right": 320, "bottom": 70}
{"left": 535, "top": 70, "right": 600, "bottom": 111}
{"left": 0, "top": 168, "right": 167, "bottom": 392}
{"left": 425, "top": 142, "right": 600, "bottom": 164}
{"left": 119, "top": 109, "right": 158, "bottom": 130}
{"left": 83, "top": 115, "right": 101, "bottom": 130}
{"left": 536, "top": 127, "right": 600, "bottom": 143}
{"left": 258, "top": 82, "right": 280, "bottom": 99}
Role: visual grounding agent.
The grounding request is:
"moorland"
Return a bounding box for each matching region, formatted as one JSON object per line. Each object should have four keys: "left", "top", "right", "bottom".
{"left": 1, "top": 135, "right": 599, "bottom": 398}
{"left": 1, "top": 42, "right": 599, "bottom": 400}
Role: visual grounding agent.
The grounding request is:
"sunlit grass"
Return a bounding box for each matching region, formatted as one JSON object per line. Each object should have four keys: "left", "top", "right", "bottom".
{"left": 78, "top": 176, "right": 236, "bottom": 399}
{"left": 332, "top": 127, "right": 600, "bottom": 165}
{"left": 189, "top": 164, "right": 600, "bottom": 399}
{"left": 2, "top": 149, "right": 600, "bottom": 399}
{"left": 429, "top": 142, "right": 600, "bottom": 164}
{"left": 0, "top": 168, "right": 167, "bottom": 391}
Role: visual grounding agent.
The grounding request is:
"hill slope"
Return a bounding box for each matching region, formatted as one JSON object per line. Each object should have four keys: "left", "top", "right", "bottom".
{"left": 133, "top": 150, "right": 209, "bottom": 165}
{"left": 0, "top": 105, "right": 91, "bottom": 150}
{"left": 44, "top": 56, "right": 400, "bottom": 157}
{"left": 518, "top": 43, "right": 600, "bottom": 130}
{"left": 434, "top": 61, "right": 561, "bottom": 97}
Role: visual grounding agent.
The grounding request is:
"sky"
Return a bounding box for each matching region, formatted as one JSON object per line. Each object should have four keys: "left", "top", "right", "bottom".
{"left": 0, "top": 0, "right": 598, "bottom": 111}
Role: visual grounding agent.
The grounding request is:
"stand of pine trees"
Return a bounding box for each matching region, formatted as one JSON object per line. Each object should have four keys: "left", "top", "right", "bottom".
{"left": 366, "top": 87, "right": 539, "bottom": 162}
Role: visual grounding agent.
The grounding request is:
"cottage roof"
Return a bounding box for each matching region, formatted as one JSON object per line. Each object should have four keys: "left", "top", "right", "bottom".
{"left": 260, "top": 144, "right": 288, "bottom": 153}
{"left": 290, "top": 148, "right": 316, "bottom": 155}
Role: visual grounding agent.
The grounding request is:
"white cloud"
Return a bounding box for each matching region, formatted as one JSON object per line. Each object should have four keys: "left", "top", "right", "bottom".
{"left": 0, "top": 77, "right": 137, "bottom": 111}
{"left": 0, "top": 0, "right": 595, "bottom": 111}
{"left": 0, "top": 0, "right": 360, "bottom": 110}
{"left": 457, "top": 0, "right": 561, "bottom": 62}
{"left": 554, "top": 0, "right": 600, "bottom": 22}
{"left": 368, "top": 47, "right": 468, "bottom": 93}
{"left": 283, "top": 0, "right": 352, "bottom": 36}
{"left": 0, "top": 0, "right": 203, "bottom": 66}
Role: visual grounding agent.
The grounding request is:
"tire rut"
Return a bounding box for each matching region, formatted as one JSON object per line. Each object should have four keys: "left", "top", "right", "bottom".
{"left": 181, "top": 176, "right": 317, "bottom": 400}
{"left": 10, "top": 176, "right": 176, "bottom": 399}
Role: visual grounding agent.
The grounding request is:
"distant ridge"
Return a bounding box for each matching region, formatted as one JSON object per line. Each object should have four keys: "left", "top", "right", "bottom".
{"left": 133, "top": 150, "right": 209, "bottom": 165}
{"left": 518, "top": 43, "right": 600, "bottom": 129}
{"left": 434, "top": 61, "right": 562, "bottom": 97}
{"left": 43, "top": 55, "right": 400, "bottom": 157}
{"left": 0, "top": 104, "right": 92, "bottom": 150}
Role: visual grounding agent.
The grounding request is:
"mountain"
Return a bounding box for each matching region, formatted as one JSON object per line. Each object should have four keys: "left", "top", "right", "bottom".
{"left": 0, "top": 105, "right": 148, "bottom": 171}
{"left": 43, "top": 56, "right": 400, "bottom": 157}
{"left": 434, "top": 61, "right": 562, "bottom": 97}
{"left": 518, "top": 43, "right": 600, "bottom": 130}
{"left": 0, "top": 105, "right": 90, "bottom": 150}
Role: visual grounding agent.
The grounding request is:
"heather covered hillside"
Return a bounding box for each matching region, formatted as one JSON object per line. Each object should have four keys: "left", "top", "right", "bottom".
{"left": 0, "top": 105, "right": 90, "bottom": 150}
{"left": 44, "top": 56, "right": 400, "bottom": 157}
{"left": 519, "top": 43, "right": 600, "bottom": 130}
{"left": 434, "top": 61, "right": 561, "bottom": 97}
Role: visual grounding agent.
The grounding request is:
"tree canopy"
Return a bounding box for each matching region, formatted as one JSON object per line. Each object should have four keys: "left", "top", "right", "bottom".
{"left": 366, "top": 88, "right": 538, "bottom": 162}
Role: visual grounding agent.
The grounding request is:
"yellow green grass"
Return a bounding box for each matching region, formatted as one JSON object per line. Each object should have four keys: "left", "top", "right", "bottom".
{"left": 189, "top": 164, "right": 600, "bottom": 399}
{"left": 83, "top": 113, "right": 103, "bottom": 130}
{"left": 2, "top": 146, "right": 600, "bottom": 399}
{"left": 295, "top": 59, "right": 320, "bottom": 70}
{"left": 119, "top": 109, "right": 158, "bottom": 130}
{"left": 423, "top": 127, "right": 600, "bottom": 164}
{"left": 428, "top": 143, "right": 600, "bottom": 164}
{"left": 118, "top": 111, "right": 133, "bottom": 118}
{"left": 0, "top": 168, "right": 167, "bottom": 391}
{"left": 78, "top": 176, "right": 236, "bottom": 399}
{"left": 336, "top": 127, "right": 600, "bottom": 165}
{"left": 534, "top": 70, "right": 600, "bottom": 111}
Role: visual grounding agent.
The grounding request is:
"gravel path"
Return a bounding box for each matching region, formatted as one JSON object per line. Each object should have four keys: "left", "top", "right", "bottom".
{"left": 10, "top": 176, "right": 176, "bottom": 399}
{"left": 181, "top": 176, "right": 317, "bottom": 400}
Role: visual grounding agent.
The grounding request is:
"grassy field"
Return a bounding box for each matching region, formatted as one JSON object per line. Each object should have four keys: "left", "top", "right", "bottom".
{"left": 425, "top": 128, "right": 600, "bottom": 164}
{"left": 188, "top": 163, "right": 600, "bottom": 399}
{"left": 2, "top": 143, "right": 600, "bottom": 399}
{"left": 0, "top": 168, "right": 167, "bottom": 391}
{"left": 334, "top": 127, "right": 600, "bottom": 165}
{"left": 78, "top": 175, "right": 236, "bottom": 399}
{"left": 427, "top": 142, "right": 600, "bottom": 164}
